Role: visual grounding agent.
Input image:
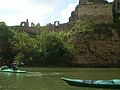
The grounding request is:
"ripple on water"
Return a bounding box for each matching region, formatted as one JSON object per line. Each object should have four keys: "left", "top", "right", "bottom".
{"left": 26, "top": 72, "right": 62, "bottom": 77}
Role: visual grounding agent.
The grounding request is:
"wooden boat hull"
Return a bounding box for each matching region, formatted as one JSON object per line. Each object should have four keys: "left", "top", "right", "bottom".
{"left": 0, "top": 69, "right": 27, "bottom": 73}
{"left": 61, "top": 78, "right": 120, "bottom": 89}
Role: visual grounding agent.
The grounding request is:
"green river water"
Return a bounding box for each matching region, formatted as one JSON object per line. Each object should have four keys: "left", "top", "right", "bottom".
{"left": 0, "top": 68, "right": 120, "bottom": 90}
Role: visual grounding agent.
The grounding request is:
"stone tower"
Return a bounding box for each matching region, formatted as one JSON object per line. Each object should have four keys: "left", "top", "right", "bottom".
{"left": 69, "top": 0, "right": 113, "bottom": 24}
{"left": 20, "top": 19, "right": 29, "bottom": 27}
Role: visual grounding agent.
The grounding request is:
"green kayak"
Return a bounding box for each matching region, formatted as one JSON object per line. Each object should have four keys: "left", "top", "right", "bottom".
{"left": 0, "top": 69, "right": 27, "bottom": 73}
{"left": 61, "top": 78, "right": 120, "bottom": 89}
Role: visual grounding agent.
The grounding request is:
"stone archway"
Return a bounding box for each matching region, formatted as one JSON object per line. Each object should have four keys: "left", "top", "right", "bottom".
{"left": 20, "top": 22, "right": 26, "bottom": 26}
{"left": 54, "top": 21, "right": 60, "bottom": 26}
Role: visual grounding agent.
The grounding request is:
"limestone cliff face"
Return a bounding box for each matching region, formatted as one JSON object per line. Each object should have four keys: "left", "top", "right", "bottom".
{"left": 72, "top": 29, "right": 120, "bottom": 67}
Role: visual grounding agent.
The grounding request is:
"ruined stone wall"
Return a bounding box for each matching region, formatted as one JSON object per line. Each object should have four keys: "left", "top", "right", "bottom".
{"left": 49, "top": 3, "right": 113, "bottom": 32}
{"left": 13, "top": 26, "right": 37, "bottom": 33}
{"left": 76, "top": 4, "right": 113, "bottom": 24}
{"left": 77, "top": 4, "right": 113, "bottom": 16}
{"left": 49, "top": 22, "right": 76, "bottom": 32}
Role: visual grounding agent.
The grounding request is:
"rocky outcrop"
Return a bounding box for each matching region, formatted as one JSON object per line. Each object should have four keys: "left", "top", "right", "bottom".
{"left": 72, "top": 29, "right": 120, "bottom": 67}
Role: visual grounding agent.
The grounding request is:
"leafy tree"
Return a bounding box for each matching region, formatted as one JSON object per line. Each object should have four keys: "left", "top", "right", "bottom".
{"left": 11, "top": 30, "right": 37, "bottom": 65}
{"left": 11, "top": 28, "right": 76, "bottom": 66}
{"left": 13, "top": 53, "right": 24, "bottom": 64}
{"left": 35, "top": 29, "right": 76, "bottom": 66}
{"left": 0, "top": 24, "right": 13, "bottom": 65}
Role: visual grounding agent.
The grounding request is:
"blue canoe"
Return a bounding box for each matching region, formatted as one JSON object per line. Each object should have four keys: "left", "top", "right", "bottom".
{"left": 0, "top": 69, "right": 27, "bottom": 73}
{"left": 61, "top": 78, "right": 120, "bottom": 89}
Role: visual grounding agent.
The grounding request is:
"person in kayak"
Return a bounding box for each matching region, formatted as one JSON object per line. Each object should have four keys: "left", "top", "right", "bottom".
{"left": 12, "top": 63, "right": 19, "bottom": 70}
{"left": 1, "top": 63, "right": 9, "bottom": 70}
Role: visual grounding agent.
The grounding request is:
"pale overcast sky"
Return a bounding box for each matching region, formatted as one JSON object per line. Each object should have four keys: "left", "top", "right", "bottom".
{"left": 0, "top": 0, "right": 114, "bottom": 26}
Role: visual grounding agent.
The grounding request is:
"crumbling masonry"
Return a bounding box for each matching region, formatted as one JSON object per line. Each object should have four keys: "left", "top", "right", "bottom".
{"left": 48, "top": 0, "right": 119, "bottom": 32}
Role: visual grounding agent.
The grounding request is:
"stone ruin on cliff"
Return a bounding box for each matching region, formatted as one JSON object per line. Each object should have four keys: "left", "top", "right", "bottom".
{"left": 20, "top": 19, "right": 40, "bottom": 27}
{"left": 17, "top": 0, "right": 120, "bottom": 33}
{"left": 48, "top": 0, "right": 120, "bottom": 32}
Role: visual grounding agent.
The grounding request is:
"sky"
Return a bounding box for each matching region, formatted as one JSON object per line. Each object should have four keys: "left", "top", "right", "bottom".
{"left": 0, "top": 0, "right": 114, "bottom": 26}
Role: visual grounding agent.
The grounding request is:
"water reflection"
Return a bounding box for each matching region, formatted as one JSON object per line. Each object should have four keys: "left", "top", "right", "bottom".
{"left": 0, "top": 72, "right": 25, "bottom": 77}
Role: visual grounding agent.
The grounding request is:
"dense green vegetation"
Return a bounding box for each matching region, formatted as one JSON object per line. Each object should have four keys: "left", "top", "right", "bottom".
{"left": 113, "top": 11, "right": 120, "bottom": 25}
{"left": 72, "top": 20, "right": 113, "bottom": 37}
{"left": 0, "top": 24, "right": 14, "bottom": 65}
{"left": 0, "top": 25, "right": 76, "bottom": 66}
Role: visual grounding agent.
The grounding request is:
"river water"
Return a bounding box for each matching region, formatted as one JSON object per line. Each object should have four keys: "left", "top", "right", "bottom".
{"left": 0, "top": 68, "right": 120, "bottom": 90}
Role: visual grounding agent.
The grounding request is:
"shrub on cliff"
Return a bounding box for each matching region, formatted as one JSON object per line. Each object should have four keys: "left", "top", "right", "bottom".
{"left": 113, "top": 11, "right": 120, "bottom": 25}
{"left": 72, "top": 20, "right": 94, "bottom": 33}
{"left": 72, "top": 20, "right": 113, "bottom": 37}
